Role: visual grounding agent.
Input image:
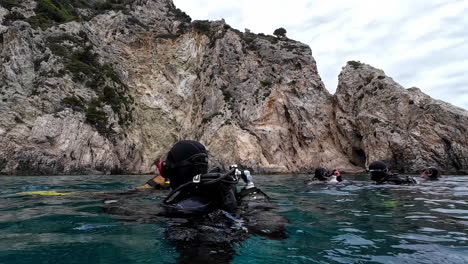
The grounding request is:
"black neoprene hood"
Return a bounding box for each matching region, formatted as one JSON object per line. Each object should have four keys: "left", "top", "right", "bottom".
{"left": 369, "top": 161, "right": 387, "bottom": 171}
{"left": 166, "top": 140, "right": 207, "bottom": 164}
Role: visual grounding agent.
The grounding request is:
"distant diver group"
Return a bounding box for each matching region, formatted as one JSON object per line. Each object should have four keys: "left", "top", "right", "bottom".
{"left": 308, "top": 160, "right": 440, "bottom": 185}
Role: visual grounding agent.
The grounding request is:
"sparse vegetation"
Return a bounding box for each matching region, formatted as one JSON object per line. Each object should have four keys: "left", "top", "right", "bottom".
{"left": 192, "top": 20, "right": 211, "bottom": 34}
{"left": 260, "top": 80, "right": 272, "bottom": 87}
{"left": 25, "top": 0, "right": 137, "bottom": 29}
{"left": 62, "top": 96, "right": 84, "bottom": 110}
{"left": 0, "top": 0, "right": 22, "bottom": 10}
{"left": 49, "top": 33, "right": 133, "bottom": 134}
{"left": 64, "top": 46, "right": 99, "bottom": 83}
{"left": 257, "top": 33, "right": 278, "bottom": 44}
{"left": 47, "top": 35, "right": 79, "bottom": 57}
{"left": 126, "top": 16, "right": 148, "bottom": 30}
{"left": 365, "top": 74, "right": 375, "bottom": 85}
{"left": 371, "top": 118, "right": 381, "bottom": 124}
{"left": 2, "top": 11, "right": 25, "bottom": 25}
{"left": 85, "top": 99, "right": 108, "bottom": 132}
{"left": 26, "top": 0, "right": 78, "bottom": 29}
{"left": 170, "top": 8, "right": 191, "bottom": 23}
{"left": 347, "top": 61, "right": 361, "bottom": 69}
{"left": 95, "top": 0, "right": 133, "bottom": 11}
{"left": 273, "top": 27, "right": 287, "bottom": 38}
{"left": 191, "top": 20, "right": 228, "bottom": 48}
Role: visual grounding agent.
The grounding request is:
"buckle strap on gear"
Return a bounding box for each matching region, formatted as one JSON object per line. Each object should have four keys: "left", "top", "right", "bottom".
{"left": 193, "top": 174, "right": 201, "bottom": 183}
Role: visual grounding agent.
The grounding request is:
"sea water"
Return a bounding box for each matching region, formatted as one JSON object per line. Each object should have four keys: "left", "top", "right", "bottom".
{"left": 1, "top": 174, "right": 468, "bottom": 264}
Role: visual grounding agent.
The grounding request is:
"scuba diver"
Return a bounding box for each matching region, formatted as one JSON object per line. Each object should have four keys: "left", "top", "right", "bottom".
{"left": 331, "top": 168, "right": 343, "bottom": 182}
{"left": 137, "top": 140, "right": 262, "bottom": 215}
{"left": 421, "top": 167, "right": 440, "bottom": 180}
{"left": 104, "top": 140, "right": 287, "bottom": 263}
{"left": 307, "top": 168, "right": 342, "bottom": 184}
{"left": 368, "top": 161, "right": 417, "bottom": 185}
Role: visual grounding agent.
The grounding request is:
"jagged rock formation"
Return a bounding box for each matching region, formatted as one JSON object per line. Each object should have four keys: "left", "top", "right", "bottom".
{"left": 333, "top": 61, "right": 468, "bottom": 173}
{"left": 0, "top": 0, "right": 467, "bottom": 175}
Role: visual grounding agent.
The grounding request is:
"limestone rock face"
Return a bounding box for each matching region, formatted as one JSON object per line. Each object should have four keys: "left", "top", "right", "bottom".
{"left": 333, "top": 62, "right": 468, "bottom": 173}
{"left": 0, "top": 0, "right": 355, "bottom": 174}
{"left": 0, "top": 0, "right": 467, "bottom": 175}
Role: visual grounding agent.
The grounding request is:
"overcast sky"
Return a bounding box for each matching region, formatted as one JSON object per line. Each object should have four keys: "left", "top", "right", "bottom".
{"left": 173, "top": 0, "right": 468, "bottom": 110}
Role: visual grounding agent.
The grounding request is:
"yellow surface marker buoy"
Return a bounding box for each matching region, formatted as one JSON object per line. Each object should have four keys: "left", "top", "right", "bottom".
{"left": 20, "top": 191, "right": 77, "bottom": 196}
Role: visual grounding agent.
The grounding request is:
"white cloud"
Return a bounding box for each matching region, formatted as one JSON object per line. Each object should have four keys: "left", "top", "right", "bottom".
{"left": 173, "top": 0, "right": 468, "bottom": 110}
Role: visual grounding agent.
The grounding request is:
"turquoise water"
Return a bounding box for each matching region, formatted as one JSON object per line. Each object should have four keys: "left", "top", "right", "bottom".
{"left": 1, "top": 174, "right": 468, "bottom": 263}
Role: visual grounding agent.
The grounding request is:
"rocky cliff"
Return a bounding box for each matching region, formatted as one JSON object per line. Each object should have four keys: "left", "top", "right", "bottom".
{"left": 333, "top": 62, "right": 468, "bottom": 173}
{"left": 0, "top": 0, "right": 467, "bottom": 175}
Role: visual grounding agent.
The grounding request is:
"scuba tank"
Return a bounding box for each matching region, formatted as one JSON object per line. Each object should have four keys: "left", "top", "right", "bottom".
{"left": 162, "top": 165, "right": 269, "bottom": 215}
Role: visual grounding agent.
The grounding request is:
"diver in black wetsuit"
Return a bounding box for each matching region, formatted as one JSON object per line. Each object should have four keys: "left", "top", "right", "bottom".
{"left": 421, "top": 167, "right": 440, "bottom": 180}
{"left": 312, "top": 168, "right": 329, "bottom": 181}
{"left": 139, "top": 140, "right": 244, "bottom": 215}
{"left": 307, "top": 168, "right": 343, "bottom": 183}
{"left": 106, "top": 140, "right": 287, "bottom": 263}
{"left": 368, "top": 161, "right": 417, "bottom": 185}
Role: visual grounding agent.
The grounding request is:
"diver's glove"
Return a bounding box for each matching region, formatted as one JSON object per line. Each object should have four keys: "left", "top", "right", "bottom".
{"left": 241, "top": 170, "right": 255, "bottom": 189}
{"left": 145, "top": 178, "right": 166, "bottom": 190}
{"left": 135, "top": 176, "right": 170, "bottom": 190}
{"left": 229, "top": 164, "right": 255, "bottom": 189}
{"left": 229, "top": 165, "right": 270, "bottom": 201}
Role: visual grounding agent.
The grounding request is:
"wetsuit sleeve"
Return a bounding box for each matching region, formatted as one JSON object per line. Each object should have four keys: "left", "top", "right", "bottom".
{"left": 145, "top": 179, "right": 165, "bottom": 190}
{"left": 135, "top": 177, "right": 170, "bottom": 190}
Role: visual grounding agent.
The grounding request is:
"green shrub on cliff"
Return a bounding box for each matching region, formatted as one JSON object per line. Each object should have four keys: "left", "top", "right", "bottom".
{"left": 192, "top": 20, "right": 211, "bottom": 34}
{"left": 371, "top": 118, "right": 381, "bottom": 124}
{"left": 47, "top": 34, "right": 82, "bottom": 57}
{"left": 62, "top": 96, "right": 84, "bottom": 110}
{"left": 347, "top": 61, "right": 361, "bottom": 69}
{"left": 171, "top": 8, "right": 191, "bottom": 23}
{"left": 96, "top": 0, "right": 133, "bottom": 10}
{"left": 85, "top": 100, "right": 108, "bottom": 131}
{"left": 49, "top": 33, "right": 133, "bottom": 133}
{"left": 103, "top": 86, "right": 124, "bottom": 112}
{"left": 273, "top": 27, "right": 287, "bottom": 38}
{"left": 25, "top": 0, "right": 137, "bottom": 29}
{"left": 63, "top": 45, "right": 103, "bottom": 84}
{"left": 0, "top": 0, "right": 22, "bottom": 10}
{"left": 260, "top": 80, "right": 272, "bottom": 87}
{"left": 2, "top": 11, "right": 25, "bottom": 26}
{"left": 27, "top": 0, "right": 78, "bottom": 29}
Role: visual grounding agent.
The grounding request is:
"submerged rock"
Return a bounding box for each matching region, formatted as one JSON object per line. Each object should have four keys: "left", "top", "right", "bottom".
{"left": 0, "top": 1, "right": 467, "bottom": 174}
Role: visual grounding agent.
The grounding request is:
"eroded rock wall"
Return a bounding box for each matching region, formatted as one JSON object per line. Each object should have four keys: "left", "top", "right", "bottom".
{"left": 0, "top": 0, "right": 358, "bottom": 174}
{"left": 0, "top": 0, "right": 467, "bottom": 175}
{"left": 333, "top": 62, "right": 468, "bottom": 173}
